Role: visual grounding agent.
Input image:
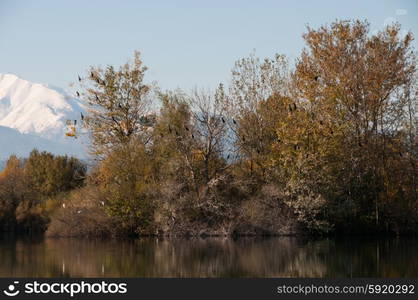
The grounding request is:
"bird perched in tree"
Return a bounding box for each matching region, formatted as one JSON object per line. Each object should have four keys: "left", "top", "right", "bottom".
{"left": 78, "top": 75, "right": 81, "bottom": 82}
{"left": 184, "top": 125, "right": 189, "bottom": 131}
{"left": 95, "top": 94, "right": 99, "bottom": 101}
{"left": 221, "top": 117, "right": 225, "bottom": 123}
{"left": 76, "top": 91, "right": 80, "bottom": 97}
{"left": 191, "top": 134, "right": 195, "bottom": 139}
{"left": 90, "top": 72, "right": 95, "bottom": 78}
{"left": 227, "top": 154, "right": 230, "bottom": 159}
{"left": 74, "top": 120, "right": 77, "bottom": 126}
{"left": 80, "top": 112, "right": 84, "bottom": 121}
{"left": 118, "top": 103, "right": 122, "bottom": 109}
{"left": 233, "top": 119, "right": 237, "bottom": 125}
{"left": 314, "top": 76, "right": 319, "bottom": 81}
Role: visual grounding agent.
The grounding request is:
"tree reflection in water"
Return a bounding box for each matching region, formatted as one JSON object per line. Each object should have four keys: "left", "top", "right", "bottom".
{"left": 0, "top": 237, "right": 417, "bottom": 277}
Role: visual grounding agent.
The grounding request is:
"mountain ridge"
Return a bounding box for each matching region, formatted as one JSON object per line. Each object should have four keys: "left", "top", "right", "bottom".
{"left": 0, "top": 73, "right": 88, "bottom": 160}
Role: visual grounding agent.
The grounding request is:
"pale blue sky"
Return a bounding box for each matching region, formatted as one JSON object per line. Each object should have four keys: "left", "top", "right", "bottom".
{"left": 0, "top": 0, "right": 417, "bottom": 91}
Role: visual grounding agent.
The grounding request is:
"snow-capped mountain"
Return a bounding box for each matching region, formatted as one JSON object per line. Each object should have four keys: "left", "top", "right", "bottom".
{"left": 0, "top": 73, "right": 88, "bottom": 160}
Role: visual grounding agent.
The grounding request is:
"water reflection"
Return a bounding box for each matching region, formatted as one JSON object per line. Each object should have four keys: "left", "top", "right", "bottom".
{"left": 0, "top": 237, "right": 416, "bottom": 277}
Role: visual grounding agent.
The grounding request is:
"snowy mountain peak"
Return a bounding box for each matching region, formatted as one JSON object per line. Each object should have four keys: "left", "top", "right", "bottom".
{"left": 0, "top": 74, "right": 88, "bottom": 160}
{"left": 0, "top": 73, "right": 84, "bottom": 141}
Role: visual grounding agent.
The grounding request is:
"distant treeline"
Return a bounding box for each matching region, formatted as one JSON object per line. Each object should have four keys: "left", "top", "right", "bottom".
{"left": 1, "top": 20, "right": 417, "bottom": 237}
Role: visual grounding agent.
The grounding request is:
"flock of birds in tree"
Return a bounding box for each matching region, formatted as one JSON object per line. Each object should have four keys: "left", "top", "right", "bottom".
{"left": 68, "top": 73, "right": 385, "bottom": 157}
{"left": 66, "top": 73, "right": 107, "bottom": 137}
{"left": 70, "top": 74, "right": 320, "bottom": 149}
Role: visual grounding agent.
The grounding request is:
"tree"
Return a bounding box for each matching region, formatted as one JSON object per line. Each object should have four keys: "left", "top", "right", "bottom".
{"left": 0, "top": 156, "right": 24, "bottom": 230}
{"left": 221, "top": 52, "right": 290, "bottom": 181}
{"left": 95, "top": 140, "right": 156, "bottom": 234}
{"left": 189, "top": 89, "right": 229, "bottom": 184}
{"left": 0, "top": 151, "right": 86, "bottom": 233}
{"left": 291, "top": 20, "right": 417, "bottom": 230}
{"left": 79, "top": 51, "right": 154, "bottom": 157}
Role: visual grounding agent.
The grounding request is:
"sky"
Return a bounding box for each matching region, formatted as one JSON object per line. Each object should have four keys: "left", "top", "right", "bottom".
{"left": 0, "top": 0, "right": 417, "bottom": 92}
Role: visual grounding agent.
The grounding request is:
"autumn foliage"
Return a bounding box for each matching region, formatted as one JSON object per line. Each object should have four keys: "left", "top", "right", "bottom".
{"left": 1, "top": 20, "right": 417, "bottom": 236}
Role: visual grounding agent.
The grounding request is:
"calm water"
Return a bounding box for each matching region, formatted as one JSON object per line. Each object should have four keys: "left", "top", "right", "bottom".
{"left": 0, "top": 237, "right": 417, "bottom": 277}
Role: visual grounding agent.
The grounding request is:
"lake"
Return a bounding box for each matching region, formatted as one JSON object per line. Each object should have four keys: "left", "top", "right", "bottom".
{"left": 0, "top": 237, "right": 417, "bottom": 277}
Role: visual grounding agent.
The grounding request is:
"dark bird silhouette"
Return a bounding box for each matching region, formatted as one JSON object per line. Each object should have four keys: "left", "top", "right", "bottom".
{"left": 78, "top": 75, "right": 81, "bottom": 82}
{"left": 399, "top": 152, "right": 403, "bottom": 157}
{"left": 118, "top": 103, "right": 122, "bottom": 109}
{"left": 330, "top": 129, "right": 334, "bottom": 135}
{"left": 74, "top": 120, "right": 77, "bottom": 125}
{"left": 242, "top": 136, "right": 246, "bottom": 142}
{"left": 80, "top": 112, "right": 84, "bottom": 121}
{"left": 233, "top": 119, "right": 237, "bottom": 125}
{"left": 314, "top": 76, "right": 319, "bottom": 81}
{"left": 76, "top": 91, "right": 80, "bottom": 97}
{"left": 90, "top": 72, "right": 94, "bottom": 78}
{"left": 184, "top": 126, "right": 189, "bottom": 131}
{"left": 191, "top": 134, "right": 195, "bottom": 139}
{"left": 221, "top": 117, "right": 225, "bottom": 123}
{"left": 175, "top": 130, "right": 179, "bottom": 136}
{"left": 227, "top": 154, "right": 230, "bottom": 159}
{"left": 95, "top": 94, "right": 99, "bottom": 101}
{"left": 112, "top": 116, "right": 117, "bottom": 123}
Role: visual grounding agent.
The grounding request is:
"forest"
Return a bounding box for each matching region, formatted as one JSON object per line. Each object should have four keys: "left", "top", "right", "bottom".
{"left": 1, "top": 20, "right": 417, "bottom": 237}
